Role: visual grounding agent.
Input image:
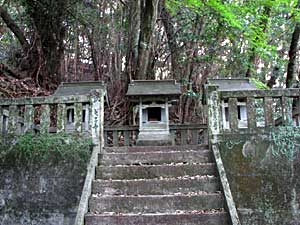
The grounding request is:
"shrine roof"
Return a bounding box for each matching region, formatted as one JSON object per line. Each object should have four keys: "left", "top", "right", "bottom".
{"left": 53, "top": 81, "right": 106, "bottom": 96}
{"left": 207, "top": 78, "right": 257, "bottom": 91}
{"left": 126, "top": 80, "right": 181, "bottom": 97}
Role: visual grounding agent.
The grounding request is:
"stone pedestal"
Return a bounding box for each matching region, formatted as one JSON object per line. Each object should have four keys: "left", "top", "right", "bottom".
{"left": 136, "top": 131, "right": 174, "bottom": 146}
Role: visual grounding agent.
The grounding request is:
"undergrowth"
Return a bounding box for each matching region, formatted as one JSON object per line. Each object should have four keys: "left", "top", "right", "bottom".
{"left": 0, "top": 132, "right": 93, "bottom": 165}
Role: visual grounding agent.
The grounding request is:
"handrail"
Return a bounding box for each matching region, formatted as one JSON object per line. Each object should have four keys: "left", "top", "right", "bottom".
{"left": 206, "top": 84, "right": 241, "bottom": 224}
{"left": 210, "top": 87, "right": 300, "bottom": 133}
{"left": 0, "top": 89, "right": 106, "bottom": 145}
{"left": 103, "top": 124, "right": 207, "bottom": 131}
{"left": 74, "top": 145, "right": 101, "bottom": 225}
{"left": 103, "top": 124, "right": 208, "bottom": 147}
{"left": 220, "top": 88, "right": 300, "bottom": 98}
{"left": 212, "top": 144, "right": 241, "bottom": 225}
{"left": 206, "top": 85, "right": 300, "bottom": 225}
{"left": 0, "top": 95, "right": 90, "bottom": 105}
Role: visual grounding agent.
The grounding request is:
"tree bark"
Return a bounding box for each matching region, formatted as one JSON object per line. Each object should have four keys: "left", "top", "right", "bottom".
{"left": 267, "top": 66, "right": 279, "bottom": 88}
{"left": 161, "top": 0, "right": 181, "bottom": 80}
{"left": 125, "top": 0, "right": 141, "bottom": 82}
{"left": 0, "top": 6, "right": 30, "bottom": 50}
{"left": 286, "top": 23, "right": 300, "bottom": 87}
{"left": 135, "top": 0, "right": 159, "bottom": 80}
{"left": 87, "top": 31, "right": 101, "bottom": 81}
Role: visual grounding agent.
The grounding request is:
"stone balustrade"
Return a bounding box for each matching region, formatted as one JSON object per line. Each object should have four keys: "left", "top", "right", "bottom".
{"left": 0, "top": 89, "right": 105, "bottom": 145}
{"left": 206, "top": 85, "right": 300, "bottom": 225}
{"left": 207, "top": 85, "right": 300, "bottom": 135}
{"left": 104, "top": 124, "right": 208, "bottom": 147}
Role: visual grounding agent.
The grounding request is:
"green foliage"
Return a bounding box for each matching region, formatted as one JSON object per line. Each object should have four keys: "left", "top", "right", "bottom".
{"left": 270, "top": 125, "right": 300, "bottom": 160}
{"left": 250, "top": 78, "right": 270, "bottom": 90}
{"left": 206, "top": 0, "right": 243, "bottom": 29}
{"left": 167, "top": 0, "right": 242, "bottom": 29}
{"left": 166, "top": 0, "right": 298, "bottom": 82}
{"left": 179, "top": 79, "right": 201, "bottom": 98}
{"left": 184, "top": 89, "right": 201, "bottom": 98}
{"left": 0, "top": 132, "right": 93, "bottom": 165}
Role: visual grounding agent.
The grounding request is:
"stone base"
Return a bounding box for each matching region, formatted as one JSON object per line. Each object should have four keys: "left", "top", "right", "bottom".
{"left": 136, "top": 132, "right": 174, "bottom": 146}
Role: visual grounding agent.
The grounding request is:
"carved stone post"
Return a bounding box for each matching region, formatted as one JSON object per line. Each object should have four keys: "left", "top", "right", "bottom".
{"left": 24, "top": 105, "right": 34, "bottom": 132}
{"left": 40, "top": 104, "right": 50, "bottom": 133}
{"left": 7, "top": 105, "right": 18, "bottom": 135}
{"left": 0, "top": 106, "right": 3, "bottom": 135}
{"left": 90, "top": 89, "right": 105, "bottom": 147}
{"left": 206, "top": 84, "right": 221, "bottom": 145}
{"left": 74, "top": 103, "right": 83, "bottom": 132}
{"left": 57, "top": 104, "right": 66, "bottom": 132}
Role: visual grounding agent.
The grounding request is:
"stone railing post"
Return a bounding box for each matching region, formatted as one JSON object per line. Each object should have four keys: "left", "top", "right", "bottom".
{"left": 0, "top": 106, "right": 3, "bottom": 135}
{"left": 7, "top": 105, "right": 18, "bottom": 135}
{"left": 24, "top": 105, "right": 34, "bottom": 132}
{"left": 206, "top": 84, "right": 241, "bottom": 225}
{"left": 206, "top": 84, "right": 221, "bottom": 144}
{"left": 74, "top": 103, "right": 83, "bottom": 132}
{"left": 40, "top": 104, "right": 50, "bottom": 133}
{"left": 89, "top": 89, "right": 105, "bottom": 147}
{"left": 57, "top": 104, "right": 66, "bottom": 133}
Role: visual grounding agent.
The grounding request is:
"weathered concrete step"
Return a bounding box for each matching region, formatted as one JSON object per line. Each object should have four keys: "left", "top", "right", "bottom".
{"left": 89, "top": 194, "right": 225, "bottom": 214}
{"left": 85, "top": 212, "right": 230, "bottom": 225}
{"left": 99, "top": 150, "right": 213, "bottom": 165}
{"left": 92, "top": 176, "right": 220, "bottom": 195}
{"left": 96, "top": 163, "right": 217, "bottom": 180}
{"left": 104, "top": 145, "right": 208, "bottom": 153}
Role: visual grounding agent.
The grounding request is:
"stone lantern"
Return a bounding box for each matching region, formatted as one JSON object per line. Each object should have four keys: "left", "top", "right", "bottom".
{"left": 126, "top": 80, "right": 181, "bottom": 146}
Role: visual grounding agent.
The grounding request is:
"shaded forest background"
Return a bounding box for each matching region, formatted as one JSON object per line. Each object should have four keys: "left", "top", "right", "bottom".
{"left": 1, "top": 0, "right": 300, "bottom": 124}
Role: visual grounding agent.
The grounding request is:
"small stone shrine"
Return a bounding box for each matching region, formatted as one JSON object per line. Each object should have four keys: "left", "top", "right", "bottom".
{"left": 53, "top": 81, "right": 106, "bottom": 132}
{"left": 126, "top": 80, "right": 181, "bottom": 145}
{"left": 206, "top": 78, "right": 257, "bottom": 129}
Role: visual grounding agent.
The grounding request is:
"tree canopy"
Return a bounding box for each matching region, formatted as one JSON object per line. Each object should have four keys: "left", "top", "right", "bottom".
{"left": 1, "top": 0, "right": 300, "bottom": 123}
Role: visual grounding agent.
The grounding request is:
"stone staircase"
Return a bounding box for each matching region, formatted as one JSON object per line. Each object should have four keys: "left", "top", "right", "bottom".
{"left": 85, "top": 145, "right": 230, "bottom": 225}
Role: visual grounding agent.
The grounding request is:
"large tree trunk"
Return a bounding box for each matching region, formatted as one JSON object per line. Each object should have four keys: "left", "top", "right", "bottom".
{"left": 125, "top": 0, "right": 141, "bottom": 82}
{"left": 1, "top": 1, "right": 71, "bottom": 90}
{"left": 161, "top": 0, "right": 181, "bottom": 80}
{"left": 286, "top": 23, "right": 300, "bottom": 87}
{"left": 267, "top": 66, "right": 279, "bottom": 88}
{"left": 286, "top": 0, "right": 300, "bottom": 88}
{"left": 135, "top": 0, "right": 159, "bottom": 80}
{"left": 25, "top": 0, "right": 68, "bottom": 89}
{"left": 87, "top": 31, "right": 102, "bottom": 81}
{"left": 0, "top": 6, "right": 30, "bottom": 51}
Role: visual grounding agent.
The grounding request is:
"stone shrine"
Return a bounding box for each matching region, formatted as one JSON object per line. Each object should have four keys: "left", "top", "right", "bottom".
{"left": 126, "top": 80, "right": 181, "bottom": 145}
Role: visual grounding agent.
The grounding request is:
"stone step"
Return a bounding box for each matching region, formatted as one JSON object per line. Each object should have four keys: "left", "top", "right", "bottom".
{"left": 96, "top": 163, "right": 217, "bottom": 180}
{"left": 85, "top": 212, "right": 230, "bottom": 225}
{"left": 89, "top": 194, "right": 225, "bottom": 214}
{"left": 99, "top": 150, "right": 213, "bottom": 166}
{"left": 92, "top": 176, "right": 220, "bottom": 195}
{"left": 104, "top": 145, "right": 208, "bottom": 153}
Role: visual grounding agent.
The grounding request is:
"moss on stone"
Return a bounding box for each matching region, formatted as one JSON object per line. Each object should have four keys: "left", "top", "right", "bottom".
{"left": 0, "top": 132, "right": 93, "bottom": 166}
{"left": 218, "top": 134, "right": 300, "bottom": 224}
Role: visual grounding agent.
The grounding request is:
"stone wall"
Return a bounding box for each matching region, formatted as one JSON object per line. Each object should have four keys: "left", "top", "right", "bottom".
{"left": 0, "top": 161, "right": 87, "bottom": 225}
{"left": 218, "top": 134, "right": 300, "bottom": 225}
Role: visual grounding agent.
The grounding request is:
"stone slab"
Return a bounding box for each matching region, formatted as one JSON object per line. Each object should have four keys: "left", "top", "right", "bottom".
{"left": 136, "top": 133, "right": 174, "bottom": 146}
{"left": 104, "top": 145, "right": 209, "bottom": 153}
{"left": 99, "top": 150, "right": 212, "bottom": 165}
{"left": 85, "top": 212, "right": 230, "bottom": 225}
{"left": 92, "top": 176, "right": 221, "bottom": 195}
{"left": 96, "top": 163, "right": 217, "bottom": 180}
{"left": 89, "top": 194, "right": 225, "bottom": 213}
